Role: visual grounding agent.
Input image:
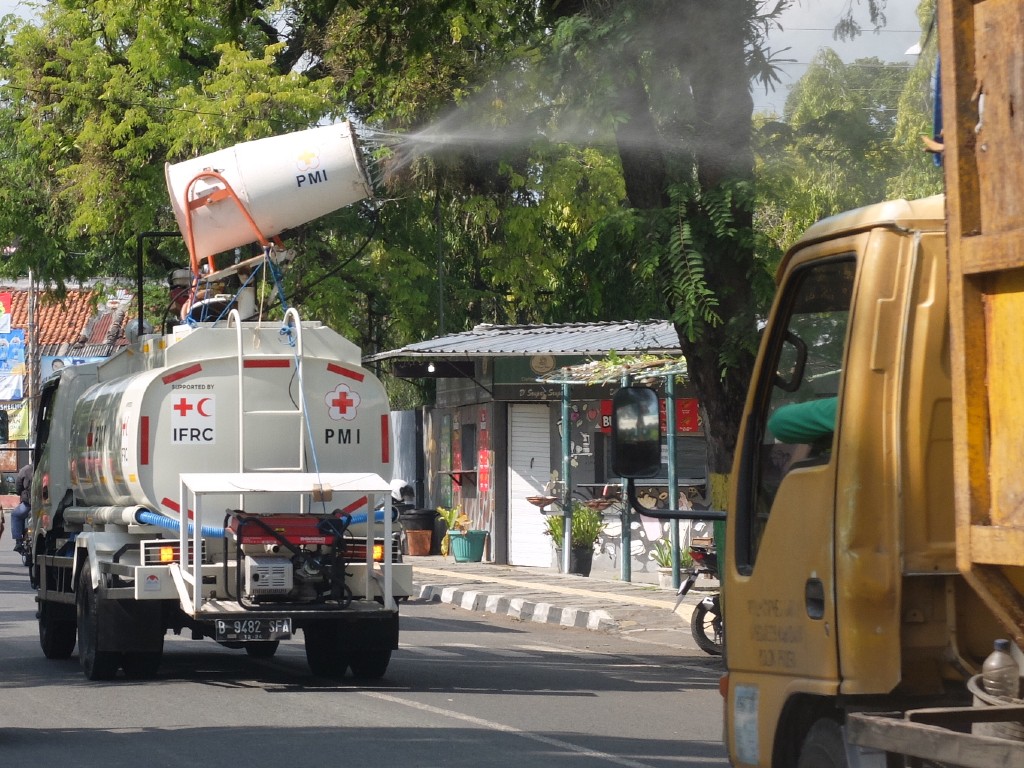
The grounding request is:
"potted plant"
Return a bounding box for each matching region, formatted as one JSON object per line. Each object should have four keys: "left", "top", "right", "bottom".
{"left": 650, "top": 539, "right": 693, "bottom": 588}
{"left": 544, "top": 502, "right": 607, "bottom": 576}
{"left": 438, "top": 506, "right": 487, "bottom": 562}
{"left": 437, "top": 505, "right": 461, "bottom": 557}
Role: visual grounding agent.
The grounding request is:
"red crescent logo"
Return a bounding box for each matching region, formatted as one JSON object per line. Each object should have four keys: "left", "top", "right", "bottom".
{"left": 197, "top": 397, "right": 211, "bottom": 417}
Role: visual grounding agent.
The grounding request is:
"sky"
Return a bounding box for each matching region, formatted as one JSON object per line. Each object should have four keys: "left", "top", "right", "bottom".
{"left": 759, "top": 1, "right": 926, "bottom": 114}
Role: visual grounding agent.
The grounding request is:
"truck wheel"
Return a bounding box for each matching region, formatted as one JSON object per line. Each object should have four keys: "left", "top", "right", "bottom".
{"left": 349, "top": 648, "right": 391, "bottom": 680}
{"left": 245, "top": 640, "right": 280, "bottom": 658}
{"left": 39, "top": 602, "right": 77, "bottom": 659}
{"left": 690, "top": 602, "right": 724, "bottom": 656}
{"left": 77, "top": 562, "right": 121, "bottom": 681}
{"left": 122, "top": 648, "right": 163, "bottom": 679}
{"left": 304, "top": 623, "right": 349, "bottom": 678}
{"left": 796, "top": 719, "right": 848, "bottom": 768}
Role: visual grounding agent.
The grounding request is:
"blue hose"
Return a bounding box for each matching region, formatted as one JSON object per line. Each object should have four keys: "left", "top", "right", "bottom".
{"left": 348, "top": 509, "right": 397, "bottom": 525}
{"left": 135, "top": 508, "right": 393, "bottom": 537}
{"left": 136, "top": 510, "right": 225, "bottom": 538}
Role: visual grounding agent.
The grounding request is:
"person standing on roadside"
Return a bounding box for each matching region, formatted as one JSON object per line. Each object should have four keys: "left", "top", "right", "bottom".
{"left": 11, "top": 461, "right": 31, "bottom": 553}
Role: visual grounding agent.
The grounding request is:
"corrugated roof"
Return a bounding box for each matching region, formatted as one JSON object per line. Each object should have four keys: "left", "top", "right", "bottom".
{"left": 2, "top": 287, "right": 135, "bottom": 355}
{"left": 366, "top": 320, "right": 681, "bottom": 361}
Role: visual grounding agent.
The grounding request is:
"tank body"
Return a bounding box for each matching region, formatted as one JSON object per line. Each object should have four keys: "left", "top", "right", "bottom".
{"left": 64, "top": 321, "right": 390, "bottom": 519}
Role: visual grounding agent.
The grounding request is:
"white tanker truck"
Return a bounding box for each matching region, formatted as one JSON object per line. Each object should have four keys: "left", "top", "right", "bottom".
{"left": 27, "top": 124, "right": 413, "bottom": 681}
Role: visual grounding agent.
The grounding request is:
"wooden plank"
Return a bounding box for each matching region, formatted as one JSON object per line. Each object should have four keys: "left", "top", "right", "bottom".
{"left": 848, "top": 713, "right": 1024, "bottom": 767}
{"left": 969, "top": 525, "right": 1024, "bottom": 566}
{"left": 908, "top": 705, "right": 1024, "bottom": 728}
{"left": 986, "top": 272, "right": 1024, "bottom": 528}
{"left": 973, "top": 3, "right": 1024, "bottom": 235}
{"left": 962, "top": 233, "right": 1024, "bottom": 274}
{"left": 941, "top": 0, "right": 1024, "bottom": 646}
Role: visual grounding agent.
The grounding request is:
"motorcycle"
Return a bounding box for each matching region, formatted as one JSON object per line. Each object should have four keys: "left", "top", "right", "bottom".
{"left": 676, "top": 539, "right": 723, "bottom": 656}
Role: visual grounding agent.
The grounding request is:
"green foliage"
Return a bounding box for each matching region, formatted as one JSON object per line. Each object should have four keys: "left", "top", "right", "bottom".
{"left": 649, "top": 538, "right": 694, "bottom": 569}
{"left": 0, "top": 1, "right": 344, "bottom": 287}
{"left": 0, "top": 0, "right": 935, "bottom": 486}
{"left": 436, "top": 504, "right": 467, "bottom": 558}
{"left": 543, "top": 502, "right": 607, "bottom": 548}
{"left": 754, "top": 45, "right": 942, "bottom": 262}
{"left": 437, "top": 505, "right": 466, "bottom": 532}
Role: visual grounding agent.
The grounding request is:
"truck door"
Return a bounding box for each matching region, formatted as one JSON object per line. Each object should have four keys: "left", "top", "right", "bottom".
{"left": 725, "top": 252, "right": 856, "bottom": 765}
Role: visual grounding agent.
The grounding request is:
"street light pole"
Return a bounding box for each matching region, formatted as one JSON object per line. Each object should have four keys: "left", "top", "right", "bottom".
{"left": 26, "top": 267, "right": 34, "bottom": 441}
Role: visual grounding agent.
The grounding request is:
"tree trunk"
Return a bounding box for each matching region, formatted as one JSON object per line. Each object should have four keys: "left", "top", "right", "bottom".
{"left": 547, "top": 0, "right": 761, "bottom": 484}
{"left": 676, "top": 0, "right": 758, "bottom": 478}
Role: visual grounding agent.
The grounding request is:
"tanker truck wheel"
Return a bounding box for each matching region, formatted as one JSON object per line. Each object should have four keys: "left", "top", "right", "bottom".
{"left": 38, "top": 602, "right": 77, "bottom": 659}
{"left": 122, "top": 646, "right": 164, "bottom": 679}
{"left": 77, "top": 562, "right": 121, "bottom": 681}
{"left": 349, "top": 647, "right": 391, "bottom": 680}
{"left": 304, "top": 622, "right": 349, "bottom": 678}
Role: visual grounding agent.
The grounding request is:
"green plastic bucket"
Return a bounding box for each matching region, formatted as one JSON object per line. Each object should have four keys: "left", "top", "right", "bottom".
{"left": 449, "top": 530, "right": 487, "bottom": 562}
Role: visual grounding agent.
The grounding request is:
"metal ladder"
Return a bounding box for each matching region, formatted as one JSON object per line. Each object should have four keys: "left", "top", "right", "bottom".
{"left": 228, "top": 308, "right": 307, "bottom": 485}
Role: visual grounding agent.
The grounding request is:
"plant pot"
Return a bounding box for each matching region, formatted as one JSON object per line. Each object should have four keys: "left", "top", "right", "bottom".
{"left": 657, "top": 567, "right": 674, "bottom": 589}
{"left": 448, "top": 530, "right": 487, "bottom": 562}
{"left": 556, "top": 545, "right": 594, "bottom": 577}
{"left": 405, "top": 529, "right": 432, "bottom": 556}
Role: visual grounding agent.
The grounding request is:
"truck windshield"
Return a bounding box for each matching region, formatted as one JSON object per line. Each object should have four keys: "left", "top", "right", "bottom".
{"left": 739, "top": 256, "right": 856, "bottom": 569}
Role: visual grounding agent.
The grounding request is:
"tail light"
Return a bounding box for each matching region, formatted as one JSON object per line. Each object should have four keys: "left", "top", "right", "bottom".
{"left": 344, "top": 540, "right": 400, "bottom": 563}
{"left": 142, "top": 539, "right": 207, "bottom": 565}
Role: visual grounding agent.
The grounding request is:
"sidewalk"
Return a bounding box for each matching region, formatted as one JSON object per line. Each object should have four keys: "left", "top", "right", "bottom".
{"left": 409, "top": 555, "right": 718, "bottom": 649}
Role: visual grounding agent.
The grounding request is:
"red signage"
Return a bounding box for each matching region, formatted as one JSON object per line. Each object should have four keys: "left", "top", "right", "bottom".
{"left": 600, "top": 400, "right": 613, "bottom": 433}
{"left": 676, "top": 398, "right": 701, "bottom": 433}
{"left": 602, "top": 398, "right": 700, "bottom": 434}
{"left": 477, "top": 450, "right": 491, "bottom": 493}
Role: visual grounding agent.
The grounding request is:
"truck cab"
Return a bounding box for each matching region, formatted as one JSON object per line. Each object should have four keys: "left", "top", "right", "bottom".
{"left": 721, "top": 196, "right": 1004, "bottom": 767}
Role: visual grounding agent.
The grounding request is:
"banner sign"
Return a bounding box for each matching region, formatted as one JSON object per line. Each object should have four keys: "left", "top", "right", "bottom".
{"left": 0, "top": 375, "right": 23, "bottom": 400}
{"left": 0, "top": 328, "right": 24, "bottom": 374}
{"left": 0, "top": 292, "right": 11, "bottom": 334}
{"left": 6, "top": 401, "right": 28, "bottom": 441}
{"left": 41, "top": 355, "right": 105, "bottom": 380}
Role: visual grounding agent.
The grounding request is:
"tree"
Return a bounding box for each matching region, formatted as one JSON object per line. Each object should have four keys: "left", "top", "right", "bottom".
{"left": 755, "top": 49, "right": 942, "bottom": 263}
{"left": 1, "top": 0, "right": 923, "bottom": 508}
{"left": 525, "top": 1, "right": 790, "bottom": 495}
{"left": 332, "top": 1, "right": 787, "bottom": 488}
{"left": 755, "top": 1, "right": 941, "bottom": 265}
{"left": 0, "top": 1, "right": 354, "bottom": 290}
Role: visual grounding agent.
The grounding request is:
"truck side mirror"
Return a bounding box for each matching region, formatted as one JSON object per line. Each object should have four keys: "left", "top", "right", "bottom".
{"left": 773, "top": 330, "right": 808, "bottom": 393}
{"left": 611, "top": 386, "right": 661, "bottom": 478}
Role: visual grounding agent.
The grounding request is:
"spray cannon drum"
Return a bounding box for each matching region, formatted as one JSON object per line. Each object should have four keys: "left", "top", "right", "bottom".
{"left": 164, "top": 123, "right": 373, "bottom": 275}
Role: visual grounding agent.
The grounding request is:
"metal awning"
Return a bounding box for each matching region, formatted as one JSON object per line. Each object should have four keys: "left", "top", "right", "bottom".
{"left": 537, "top": 355, "right": 688, "bottom": 385}
{"left": 365, "top": 320, "right": 680, "bottom": 362}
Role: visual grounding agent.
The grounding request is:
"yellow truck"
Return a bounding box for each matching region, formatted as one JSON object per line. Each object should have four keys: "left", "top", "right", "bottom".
{"left": 611, "top": 1, "right": 1024, "bottom": 765}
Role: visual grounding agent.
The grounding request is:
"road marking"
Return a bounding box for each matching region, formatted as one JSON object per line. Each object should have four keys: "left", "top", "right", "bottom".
{"left": 399, "top": 643, "right": 541, "bottom": 660}
{"left": 514, "top": 643, "right": 578, "bottom": 655}
{"left": 415, "top": 567, "right": 677, "bottom": 609}
{"left": 397, "top": 646, "right": 463, "bottom": 657}
{"left": 361, "top": 690, "right": 660, "bottom": 768}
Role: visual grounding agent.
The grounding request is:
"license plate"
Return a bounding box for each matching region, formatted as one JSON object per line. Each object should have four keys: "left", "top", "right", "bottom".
{"left": 214, "top": 617, "right": 292, "bottom": 642}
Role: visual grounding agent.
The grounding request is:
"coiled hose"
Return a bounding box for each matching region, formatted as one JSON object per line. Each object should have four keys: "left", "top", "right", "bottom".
{"left": 136, "top": 510, "right": 225, "bottom": 538}
{"left": 135, "top": 508, "right": 395, "bottom": 538}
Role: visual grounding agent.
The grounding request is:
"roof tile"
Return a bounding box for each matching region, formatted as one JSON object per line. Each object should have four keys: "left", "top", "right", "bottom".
{"left": 2, "top": 287, "right": 134, "bottom": 349}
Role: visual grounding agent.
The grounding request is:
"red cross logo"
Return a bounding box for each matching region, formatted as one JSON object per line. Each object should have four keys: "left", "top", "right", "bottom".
{"left": 332, "top": 391, "right": 354, "bottom": 414}
{"left": 173, "top": 398, "right": 193, "bottom": 417}
{"left": 325, "top": 384, "right": 360, "bottom": 422}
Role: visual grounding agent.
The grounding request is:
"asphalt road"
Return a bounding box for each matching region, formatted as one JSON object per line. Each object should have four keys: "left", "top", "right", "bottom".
{"left": 0, "top": 548, "right": 728, "bottom": 767}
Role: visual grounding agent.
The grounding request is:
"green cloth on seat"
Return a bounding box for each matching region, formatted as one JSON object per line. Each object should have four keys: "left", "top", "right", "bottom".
{"left": 768, "top": 397, "right": 837, "bottom": 444}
